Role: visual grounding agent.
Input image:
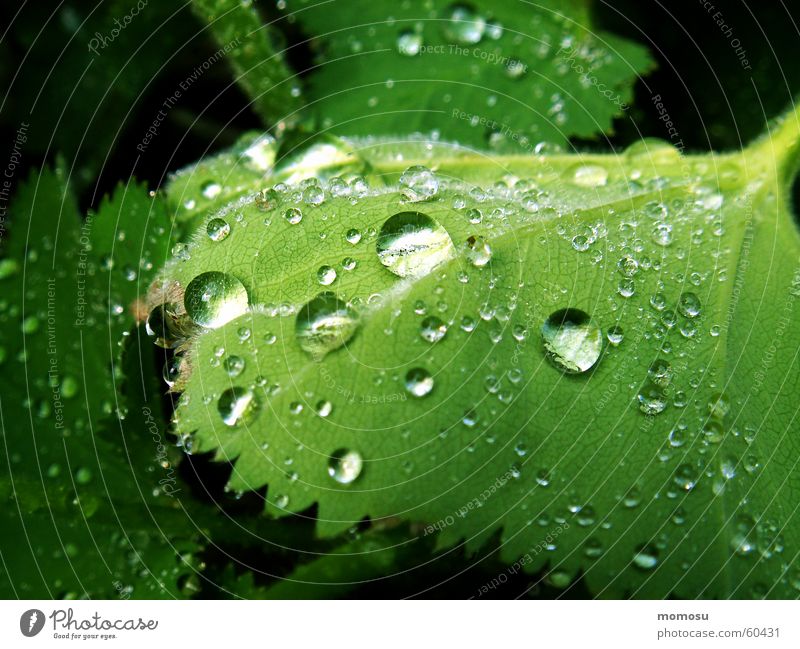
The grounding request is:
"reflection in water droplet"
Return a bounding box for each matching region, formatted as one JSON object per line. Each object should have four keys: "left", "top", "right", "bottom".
{"left": 206, "top": 218, "right": 231, "bottom": 242}
{"left": 405, "top": 368, "right": 434, "bottom": 397}
{"left": 328, "top": 449, "right": 363, "bottom": 484}
{"left": 184, "top": 272, "right": 249, "bottom": 328}
{"left": 295, "top": 292, "right": 360, "bottom": 359}
{"left": 541, "top": 308, "right": 603, "bottom": 374}
{"left": 420, "top": 315, "right": 448, "bottom": 342}
{"left": 163, "top": 357, "right": 181, "bottom": 388}
{"left": 376, "top": 211, "right": 454, "bottom": 278}
{"left": 218, "top": 387, "right": 261, "bottom": 427}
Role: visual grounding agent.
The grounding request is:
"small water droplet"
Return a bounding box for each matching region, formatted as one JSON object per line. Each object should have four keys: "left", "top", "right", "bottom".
{"left": 224, "top": 355, "right": 245, "bottom": 377}
{"left": 441, "top": 3, "right": 486, "bottom": 44}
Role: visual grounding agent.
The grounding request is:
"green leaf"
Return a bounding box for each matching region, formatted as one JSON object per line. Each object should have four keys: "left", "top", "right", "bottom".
{"left": 0, "top": 165, "right": 202, "bottom": 598}
{"left": 155, "top": 103, "right": 800, "bottom": 598}
{"left": 191, "top": 0, "right": 303, "bottom": 128}
{"left": 286, "top": 0, "right": 653, "bottom": 146}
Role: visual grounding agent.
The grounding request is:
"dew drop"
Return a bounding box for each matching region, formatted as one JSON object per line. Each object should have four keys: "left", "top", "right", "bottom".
{"left": 463, "top": 235, "right": 492, "bottom": 267}
{"left": 405, "top": 367, "right": 434, "bottom": 397}
{"left": 541, "top": 308, "right": 603, "bottom": 374}
{"left": 184, "top": 272, "right": 249, "bottom": 328}
{"left": 566, "top": 164, "right": 608, "bottom": 188}
{"left": 206, "top": 218, "right": 231, "bottom": 242}
{"left": 397, "top": 30, "right": 423, "bottom": 56}
{"left": 632, "top": 544, "right": 659, "bottom": 570}
{"left": 678, "top": 292, "right": 702, "bottom": 318}
{"left": 376, "top": 211, "right": 454, "bottom": 278}
{"left": 284, "top": 207, "right": 303, "bottom": 225}
{"left": 420, "top": 315, "right": 448, "bottom": 343}
{"left": 328, "top": 449, "right": 364, "bottom": 484}
{"left": 218, "top": 387, "right": 261, "bottom": 427}
{"left": 317, "top": 265, "right": 337, "bottom": 286}
{"left": 223, "top": 355, "right": 245, "bottom": 378}
{"left": 441, "top": 3, "right": 486, "bottom": 44}
{"left": 295, "top": 292, "right": 360, "bottom": 359}
{"left": 399, "top": 166, "right": 439, "bottom": 202}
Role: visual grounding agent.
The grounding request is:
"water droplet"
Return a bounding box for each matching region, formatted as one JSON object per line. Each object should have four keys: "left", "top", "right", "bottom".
{"left": 224, "top": 355, "right": 245, "bottom": 377}
{"left": 441, "top": 3, "right": 486, "bottom": 44}
{"left": 184, "top": 272, "right": 249, "bottom": 328}
{"left": 617, "top": 255, "right": 639, "bottom": 277}
{"left": 405, "top": 368, "right": 434, "bottom": 397}
{"left": 317, "top": 265, "right": 337, "bottom": 286}
{"left": 632, "top": 544, "right": 659, "bottom": 570}
{"left": 678, "top": 292, "right": 702, "bottom": 318}
{"left": 638, "top": 383, "right": 668, "bottom": 415}
{"left": 163, "top": 357, "right": 182, "bottom": 387}
{"left": 295, "top": 292, "right": 360, "bottom": 359}
{"left": 606, "top": 325, "right": 624, "bottom": 346}
{"left": 328, "top": 449, "right": 363, "bottom": 484}
{"left": 145, "top": 303, "right": 185, "bottom": 348}
{"left": 420, "top": 316, "right": 448, "bottom": 342}
{"left": 376, "top": 211, "right": 454, "bottom": 278}
{"left": 284, "top": 207, "right": 303, "bottom": 224}
{"left": 399, "top": 166, "right": 439, "bottom": 202}
{"left": 316, "top": 400, "right": 332, "bottom": 417}
{"left": 206, "top": 218, "right": 231, "bottom": 242}
{"left": 648, "top": 359, "right": 673, "bottom": 388}
{"left": 463, "top": 235, "right": 492, "bottom": 267}
{"left": 397, "top": 30, "right": 422, "bottom": 56}
{"left": 541, "top": 308, "right": 603, "bottom": 374}
{"left": 345, "top": 228, "right": 362, "bottom": 244}
{"left": 566, "top": 164, "right": 608, "bottom": 187}
{"left": 218, "top": 387, "right": 261, "bottom": 427}
{"left": 201, "top": 181, "right": 222, "bottom": 199}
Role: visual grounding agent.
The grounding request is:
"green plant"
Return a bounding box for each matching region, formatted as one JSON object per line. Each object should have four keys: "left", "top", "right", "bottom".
{"left": 2, "top": 0, "right": 799, "bottom": 599}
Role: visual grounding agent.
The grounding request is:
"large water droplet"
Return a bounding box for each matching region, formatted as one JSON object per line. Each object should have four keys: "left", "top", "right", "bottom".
{"left": 295, "top": 292, "right": 360, "bottom": 359}
{"left": 327, "top": 449, "right": 363, "bottom": 484}
{"left": 376, "top": 211, "right": 454, "bottom": 278}
{"left": 565, "top": 164, "right": 608, "bottom": 187}
{"left": 541, "top": 308, "right": 603, "bottom": 374}
{"left": 184, "top": 272, "right": 249, "bottom": 328}
{"left": 218, "top": 387, "right": 261, "bottom": 427}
